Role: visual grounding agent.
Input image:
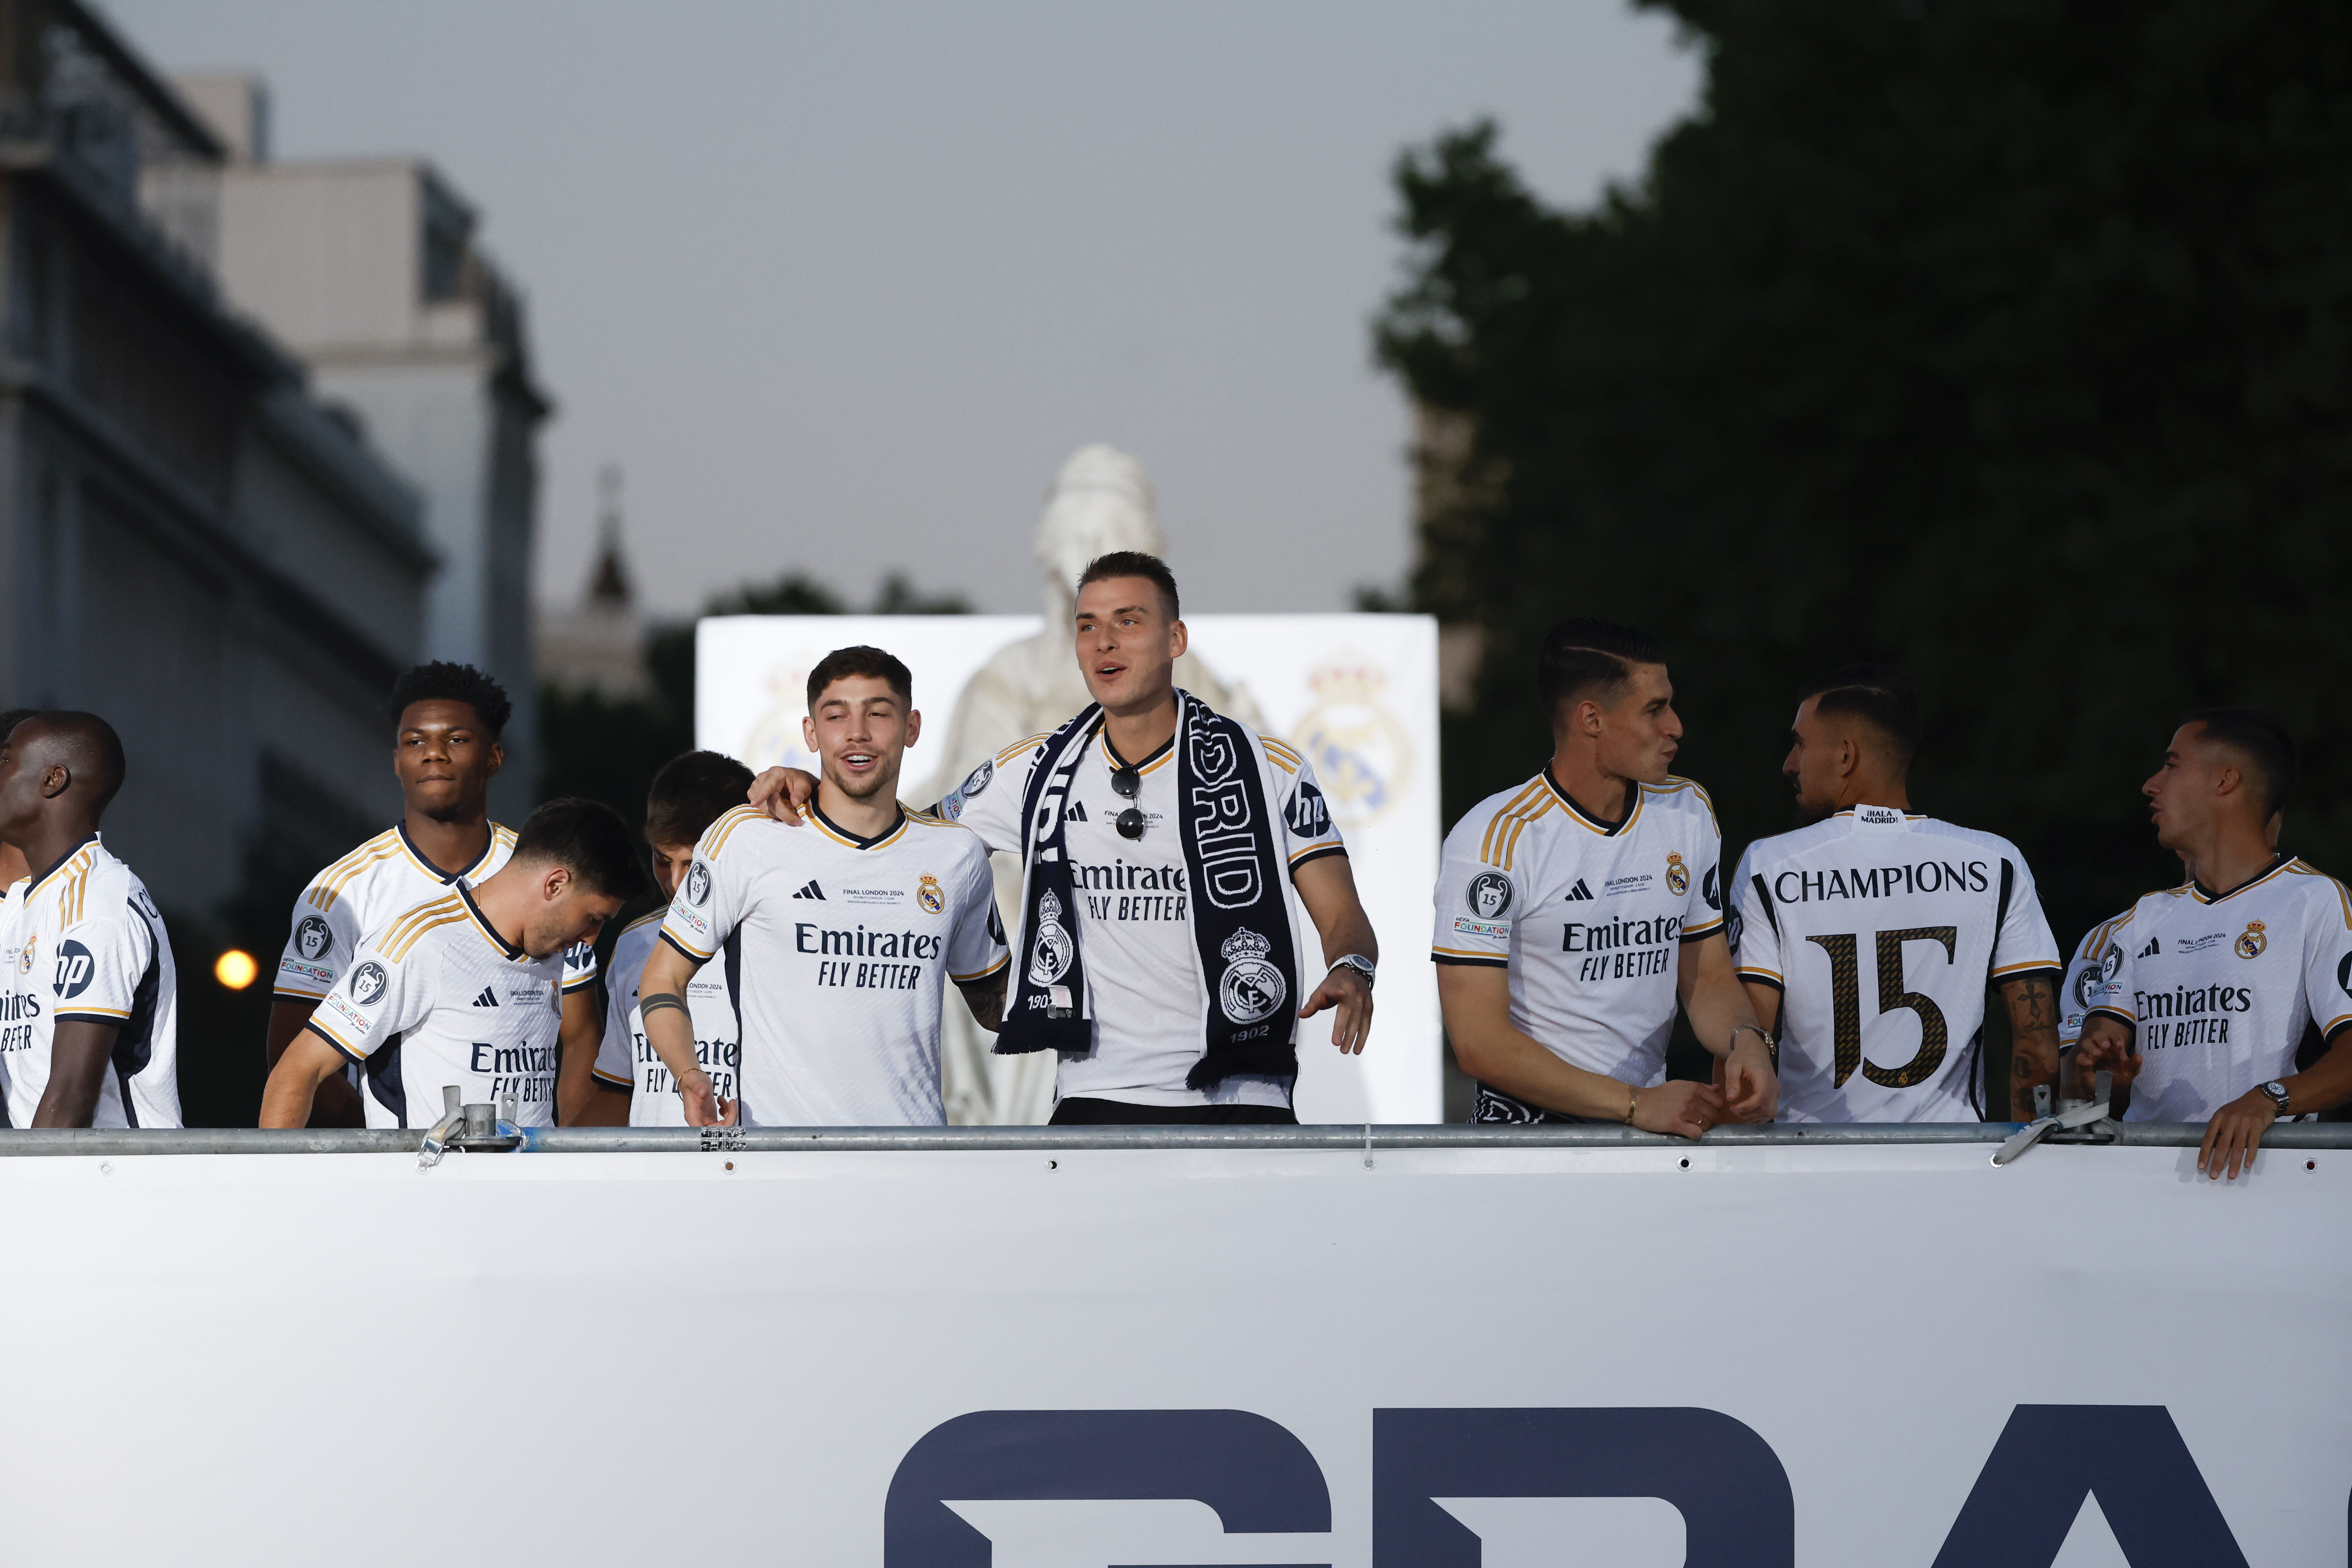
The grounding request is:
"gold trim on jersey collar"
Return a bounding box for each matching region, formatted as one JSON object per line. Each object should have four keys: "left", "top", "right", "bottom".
{"left": 2189, "top": 852, "right": 2295, "bottom": 905}
{"left": 396, "top": 821, "right": 507, "bottom": 886}
{"left": 23, "top": 833, "right": 99, "bottom": 904}
{"left": 1542, "top": 767, "right": 1640, "bottom": 837}
{"left": 458, "top": 882, "right": 527, "bottom": 960}
{"left": 809, "top": 804, "right": 910, "bottom": 851}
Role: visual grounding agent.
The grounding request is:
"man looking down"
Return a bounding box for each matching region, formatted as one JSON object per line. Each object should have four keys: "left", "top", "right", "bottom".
{"left": 1728, "top": 665, "right": 2063, "bottom": 1122}
{"left": 641, "top": 646, "right": 1005, "bottom": 1126}
{"left": 261, "top": 798, "right": 641, "bottom": 1129}
{"left": 2074, "top": 710, "right": 2352, "bottom": 1179}
{"left": 747, "top": 554, "right": 1379, "bottom": 1125}
{"left": 0, "top": 711, "right": 180, "bottom": 1127}
{"left": 1432, "top": 619, "right": 1775, "bottom": 1134}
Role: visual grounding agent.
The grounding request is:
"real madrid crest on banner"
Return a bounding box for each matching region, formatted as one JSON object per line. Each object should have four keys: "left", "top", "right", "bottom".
{"left": 1665, "top": 852, "right": 1689, "bottom": 897}
{"left": 1029, "top": 889, "right": 1074, "bottom": 986}
{"left": 2237, "top": 919, "right": 2268, "bottom": 960}
{"left": 1293, "top": 656, "right": 1413, "bottom": 831}
{"left": 1218, "top": 927, "right": 1288, "bottom": 1024}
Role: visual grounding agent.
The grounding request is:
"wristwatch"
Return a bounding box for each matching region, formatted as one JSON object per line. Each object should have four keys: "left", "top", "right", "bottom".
{"left": 2258, "top": 1080, "right": 2292, "bottom": 1117}
{"left": 1730, "top": 1023, "right": 1779, "bottom": 1070}
{"left": 1329, "top": 953, "right": 1377, "bottom": 989}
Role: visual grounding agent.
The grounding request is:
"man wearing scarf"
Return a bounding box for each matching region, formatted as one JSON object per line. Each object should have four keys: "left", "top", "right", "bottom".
{"left": 749, "top": 551, "right": 1377, "bottom": 1123}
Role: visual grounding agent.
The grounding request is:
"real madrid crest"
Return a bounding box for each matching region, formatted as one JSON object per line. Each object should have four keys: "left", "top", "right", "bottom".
{"left": 1218, "top": 927, "right": 1288, "bottom": 1024}
{"left": 2236, "top": 919, "right": 2268, "bottom": 960}
{"left": 17, "top": 932, "right": 33, "bottom": 975}
{"left": 1665, "top": 852, "right": 1689, "bottom": 897}
{"left": 917, "top": 874, "right": 945, "bottom": 915}
{"left": 1028, "top": 889, "right": 1074, "bottom": 987}
{"left": 1294, "top": 657, "right": 1413, "bottom": 831}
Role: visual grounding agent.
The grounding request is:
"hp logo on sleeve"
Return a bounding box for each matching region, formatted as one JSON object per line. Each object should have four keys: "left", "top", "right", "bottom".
{"left": 51, "top": 940, "right": 94, "bottom": 999}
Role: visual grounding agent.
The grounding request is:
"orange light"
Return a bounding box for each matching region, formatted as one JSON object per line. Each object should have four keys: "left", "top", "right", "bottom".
{"left": 214, "top": 949, "right": 259, "bottom": 990}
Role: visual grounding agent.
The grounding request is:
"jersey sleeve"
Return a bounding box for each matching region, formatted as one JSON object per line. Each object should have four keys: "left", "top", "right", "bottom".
{"left": 273, "top": 883, "right": 358, "bottom": 1000}
{"left": 303, "top": 926, "right": 436, "bottom": 1065}
{"left": 1431, "top": 814, "right": 1513, "bottom": 969}
{"left": 561, "top": 940, "right": 599, "bottom": 994}
{"left": 1989, "top": 855, "right": 2063, "bottom": 985}
{"left": 2083, "top": 910, "right": 2139, "bottom": 1032}
{"left": 1268, "top": 740, "right": 1347, "bottom": 874}
{"left": 2299, "top": 878, "right": 2352, "bottom": 1047}
{"left": 592, "top": 941, "right": 638, "bottom": 1089}
{"left": 49, "top": 893, "right": 158, "bottom": 1029}
{"left": 1679, "top": 795, "right": 1725, "bottom": 942}
{"left": 659, "top": 815, "right": 752, "bottom": 964}
{"left": 1728, "top": 844, "right": 1784, "bottom": 992}
{"left": 938, "top": 740, "right": 1039, "bottom": 855}
{"left": 945, "top": 846, "right": 1010, "bottom": 983}
{"left": 2056, "top": 915, "right": 2125, "bottom": 1045}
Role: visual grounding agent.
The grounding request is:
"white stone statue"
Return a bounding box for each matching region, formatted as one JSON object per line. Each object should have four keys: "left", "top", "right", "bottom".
{"left": 922, "top": 444, "right": 1259, "bottom": 1125}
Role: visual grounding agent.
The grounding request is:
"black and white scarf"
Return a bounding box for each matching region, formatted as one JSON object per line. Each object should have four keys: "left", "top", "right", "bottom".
{"left": 995, "top": 690, "right": 1301, "bottom": 1087}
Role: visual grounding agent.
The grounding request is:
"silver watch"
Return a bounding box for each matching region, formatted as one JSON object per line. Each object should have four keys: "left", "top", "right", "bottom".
{"left": 2259, "top": 1080, "right": 2292, "bottom": 1116}
{"left": 1329, "top": 953, "right": 1376, "bottom": 989}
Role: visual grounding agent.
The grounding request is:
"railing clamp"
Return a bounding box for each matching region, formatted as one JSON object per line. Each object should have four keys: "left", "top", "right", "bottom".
{"left": 1994, "top": 1073, "right": 2114, "bottom": 1166}
{"left": 417, "top": 1087, "right": 523, "bottom": 1170}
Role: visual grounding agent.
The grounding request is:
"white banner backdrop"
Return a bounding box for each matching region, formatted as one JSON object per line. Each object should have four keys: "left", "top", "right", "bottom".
{"left": 693, "top": 613, "right": 1443, "bottom": 1123}
{"left": 5, "top": 1143, "right": 2347, "bottom": 1566}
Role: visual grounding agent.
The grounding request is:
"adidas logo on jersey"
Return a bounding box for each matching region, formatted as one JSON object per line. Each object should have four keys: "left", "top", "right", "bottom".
{"left": 2139, "top": 936, "right": 2160, "bottom": 957}
{"left": 471, "top": 987, "right": 499, "bottom": 1007}
{"left": 793, "top": 880, "right": 826, "bottom": 900}
{"left": 1563, "top": 880, "right": 1594, "bottom": 902}
{"left": 1065, "top": 801, "right": 1089, "bottom": 822}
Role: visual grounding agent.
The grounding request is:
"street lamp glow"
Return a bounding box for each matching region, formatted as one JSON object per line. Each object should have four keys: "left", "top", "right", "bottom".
{"left": 214, "top": 949, "right": 259, "bottom": 991}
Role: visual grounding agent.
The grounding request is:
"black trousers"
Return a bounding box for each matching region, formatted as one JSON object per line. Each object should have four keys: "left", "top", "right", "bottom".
{"left": 1049, "top": 1097, "right": 1299, "bottom": 1126}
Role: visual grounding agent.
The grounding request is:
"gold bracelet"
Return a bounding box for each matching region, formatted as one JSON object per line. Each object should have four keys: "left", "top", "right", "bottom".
{"left": 1623, "top": 1082, "right": 1638, "bottom": 1125}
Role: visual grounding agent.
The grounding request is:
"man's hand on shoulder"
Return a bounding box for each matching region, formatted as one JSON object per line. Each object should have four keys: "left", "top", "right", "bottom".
{"left": 748, "top": 767, "right": 818, "bottom": 826}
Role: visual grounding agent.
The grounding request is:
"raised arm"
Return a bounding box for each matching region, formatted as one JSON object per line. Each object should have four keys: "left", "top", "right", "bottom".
{"left": 1292, "top": 853, "right": 1377, "bottom": 1054}
{"left": 1677, "top": 932, "right": 1779, "bottom": 1122}
{"left": 639, "top": 939, "right": 731, "bottom": 1126}
{"left": 746, "top": 767, "right": 819, "bottom": 826}
{"left": 1439, "top": 963, "right": 1722, "bottom": 1136}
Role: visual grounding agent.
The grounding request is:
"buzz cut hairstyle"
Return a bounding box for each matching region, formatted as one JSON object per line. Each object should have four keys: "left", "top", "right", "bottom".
{"left": 1077, "top": 550, "right": 1180, "bottom": 621}
{"left": 2184, "top": 707, "right": 2298, "bottom": 821}
{"left": 16, "top": 710, "right": 127, "bottom": 808}
{"left": 0, "top": 709, "right": 34, "bottom": 747}
{"left": 513, "top": 795, "right": 651, "bottom": 902}
{"left": 1536, "top": 617, "right": 1663, "bottom": 725}
{"left": 1801, "top": 663, "right": 1922, "bottom": 766}
{"left": 386, "top": 661, "right": 513, "bottom": 741}
{"left": 643, "top": 750, "right": 756, "bottom": 851}
{"left": 805, "top": 645, "right": 912, "bottom": 713}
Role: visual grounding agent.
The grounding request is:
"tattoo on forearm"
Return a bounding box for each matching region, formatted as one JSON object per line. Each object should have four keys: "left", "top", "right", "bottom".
{"left": 641, "top": 992, "right": 689, "bottom": 1021}
{"left": 2006, "top": 976, "right": 2057, "bottom": 1038}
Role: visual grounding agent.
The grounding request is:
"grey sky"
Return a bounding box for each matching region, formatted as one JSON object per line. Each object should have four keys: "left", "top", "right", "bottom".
{"left": 102, "top": 1, "right": 1696, "bottom": 619}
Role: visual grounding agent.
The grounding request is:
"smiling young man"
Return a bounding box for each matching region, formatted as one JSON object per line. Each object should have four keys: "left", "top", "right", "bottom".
{"left": 748, "top": 554, "right": 1379, "bottom": 1124}
{"left": 261, "top": 797, "right": 641, "bottom": 1128}
{"left": 1726, "top": 665, "right": 2063, "bottom": 1122}
{"left": 266, "top": 663, "right": 600, "bottom": 1125}
{"left": 0, "top": 711, "right": 179, "bottom": 1128}
{"left": 641, "top": 646, "right": 1006, "bottom": 1126}
{"left": 1432, "top": 619, "right": 1773, "bottom": 1135}
{"left": 2074, "top": 710, "right": 2352, "bottom": 1179}
{"left": 569, "top": 750, "right": 753, "bottom": 1126}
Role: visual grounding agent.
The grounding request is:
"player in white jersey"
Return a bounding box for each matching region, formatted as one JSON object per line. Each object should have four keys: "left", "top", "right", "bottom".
{"left": 2075, "top": 710, "right": 2352, "bottom": 1178}
{"left": 266, "top": 664, "right": 600, "bottom": 1125}
{"left": 0, "top": 712, "right": 179, "bottom": 1127}
{"left": 1434, "top": 619, "right": 1775, "bottom": 1134}
{"left": 1728, "top": 666, "right": 2062, "bottom": 1122}
{"left": 577, "top": 750, "right": 751, "bottom": 1126}
{"left": 261, "top": 798, "right": 643, "bottom": 1129}
{"left": 641, "top": 646, "right": 1006, "bottom": 1126}
{"left": 746, "top": 555, "right": 1380, "bottom": 1124}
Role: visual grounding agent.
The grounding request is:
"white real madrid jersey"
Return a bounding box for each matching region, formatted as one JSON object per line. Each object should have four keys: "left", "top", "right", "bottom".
{"left": 661, "top": 804, "right": 1005, "bottom": 1127}
{"left": 594, "top": 911, "right": 740, "bottom": 1126}
{"left": 1729, "top": 806, "right": 2062, "bottom": 1123}
{"left": 1432, "top": 769, "right": 1726, "bottom": 1089}
{"left": 305, "top": 885, "right": 568, "bottom": 1128}
{"left": 0, "top": 835, "right": 180, "bottom": 1128}
{"left": 941, "top": 725, "right": 1347, "bottom": 1109}
{"left": 2082, "top": 855, "right": 2352, "bottom": 1122}
{"left": 2058, "top": 906, "right": 2138, "bottom": 1046}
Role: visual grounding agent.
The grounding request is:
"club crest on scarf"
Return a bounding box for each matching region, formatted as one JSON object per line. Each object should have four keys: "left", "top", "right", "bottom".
{"left": 1028, "top": 889, "right": 1074, "bottom": 986}
{"left": 1218, "top": 927, "right": 1287, "bottom": 1025}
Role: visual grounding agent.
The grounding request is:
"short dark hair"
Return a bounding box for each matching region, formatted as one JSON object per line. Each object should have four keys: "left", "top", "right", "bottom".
{"left": 2183, "top": 708, "right": 2297, "bottom": 820}
{"left": 13, "top": 710, "right": 126, "bottom": 809}
{"left": 1537, "top": 618, "right": 1662, "bottom": 723}
{"left": 1077, "top": 550, "right": 1180, "bottom": 620}
{"left": 512, "top": 796, "right": 650, "bottom": 901}
{"left": 806, "top": 645, "right": 912, "bottom": 712}
{"left": 1802, "top": 663, "right": 1921, "bottom": 767}
{"left": 386, "top": 662, "right": 512, "bottom": 740}
{"left": 644, "top": 750, "right": 755, "bottom": 850}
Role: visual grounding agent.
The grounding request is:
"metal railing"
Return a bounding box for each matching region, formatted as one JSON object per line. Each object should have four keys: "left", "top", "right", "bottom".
{"left": 0, "top": 1121, "right": 2347, "bottom": 1157}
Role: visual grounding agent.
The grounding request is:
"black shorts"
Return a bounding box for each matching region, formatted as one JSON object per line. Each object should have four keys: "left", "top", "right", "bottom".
{"left": 1049, "top": 1097, "right": 1299, "bottom": 1127}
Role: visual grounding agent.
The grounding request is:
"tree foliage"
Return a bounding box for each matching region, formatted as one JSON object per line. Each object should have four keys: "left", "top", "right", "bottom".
{"left": 1378, "top": 0, "right": 2352, "bottom": 946}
